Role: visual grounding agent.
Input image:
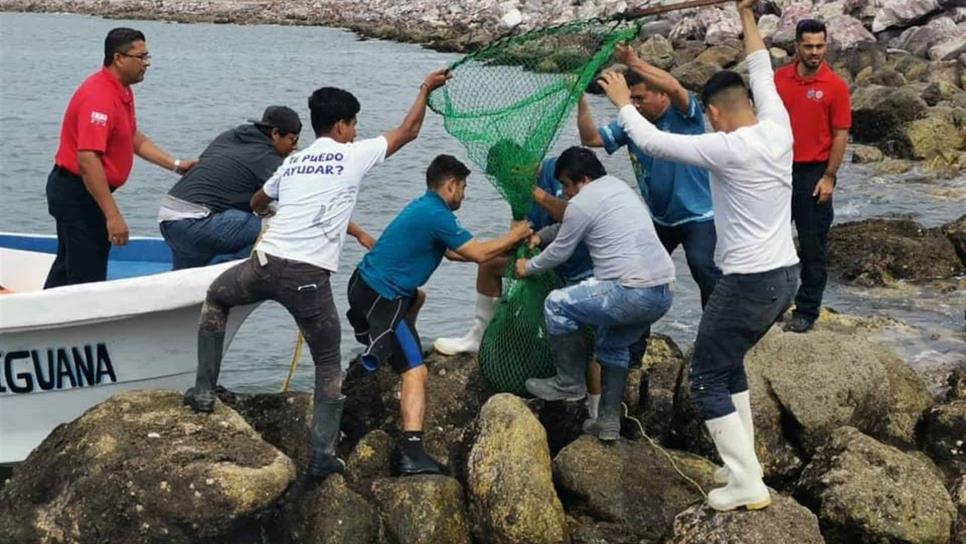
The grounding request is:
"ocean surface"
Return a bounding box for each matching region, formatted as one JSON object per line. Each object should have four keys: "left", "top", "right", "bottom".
{"left": 1, "top": 13, "right": 963, "bottom": 394}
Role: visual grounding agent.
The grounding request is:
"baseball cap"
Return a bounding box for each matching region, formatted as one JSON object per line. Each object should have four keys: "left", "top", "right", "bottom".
{"left": 249, "top": 105, "right": 302, "bottom": 135}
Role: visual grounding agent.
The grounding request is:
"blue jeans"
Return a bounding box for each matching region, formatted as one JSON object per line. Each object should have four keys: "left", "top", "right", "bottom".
{"left": 544, "top": 279, "right": 673, "bottom": 368}
{"left": 628, "top": 219, "right": 722, "bottom": 365}
{"left": 689, "top": 264, "right": 798, "bottom": 420}
{"left": 160, "top": 209, "right": 262, "bottom": 270}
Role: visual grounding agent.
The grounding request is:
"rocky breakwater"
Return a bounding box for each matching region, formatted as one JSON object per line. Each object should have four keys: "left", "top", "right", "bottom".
{"left": 6, "top": 0, "right": 966, "bottom": 169}
{"left": 2, "top": 311, "right": 965, "bottom": 543}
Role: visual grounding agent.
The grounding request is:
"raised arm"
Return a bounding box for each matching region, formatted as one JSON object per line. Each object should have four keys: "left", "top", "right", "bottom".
{"left": 615, "top": 44, "right": 690, "bottom": 113}
{"left": 598, "top": 71, "right": 734, "bottom": 171}
{"left": 382, "top": 69, "right": 450, "bottom": 158}
{"left": 577, "top": 96, "right": 605, "bottom": 147}
{"left": 738, "top": 0, "right": 789, "bottom": 125}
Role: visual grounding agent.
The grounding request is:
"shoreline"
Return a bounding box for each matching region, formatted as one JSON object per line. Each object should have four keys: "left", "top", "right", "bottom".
{"left": 0, "top": 0, "right": 508, "bottom": 52}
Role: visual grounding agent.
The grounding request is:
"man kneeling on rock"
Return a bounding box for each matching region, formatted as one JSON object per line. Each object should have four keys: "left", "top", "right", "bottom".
{"left": 515, "top": 147, "right": 675, "bottom": 442}
{"left": 347, "top": 154, "right": 531, "bottom": 474}
{"left": 182, "top": 68, "right": 450, "bottom": 481}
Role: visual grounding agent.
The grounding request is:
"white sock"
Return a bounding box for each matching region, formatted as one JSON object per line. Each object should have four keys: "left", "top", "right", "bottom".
{"left": 586, "top": 394, "right": 601, "bottom": 419}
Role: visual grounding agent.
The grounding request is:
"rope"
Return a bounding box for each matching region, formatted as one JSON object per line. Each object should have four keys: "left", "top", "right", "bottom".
{"left": 250, "top": 214, "right": 307, "bottom": 394}
{"left": 280, "top": 329, "right": 305, "bottom": 393}
{"left": 622, "top": 401, "right": 708, "bottom": 499}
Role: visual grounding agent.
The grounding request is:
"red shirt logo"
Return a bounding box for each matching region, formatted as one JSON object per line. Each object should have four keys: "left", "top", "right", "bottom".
{"left": 90, "top": 111, "right": 108, "bottom": 126}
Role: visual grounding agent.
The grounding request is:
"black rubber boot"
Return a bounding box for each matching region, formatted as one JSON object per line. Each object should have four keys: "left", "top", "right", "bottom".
{"left": 582, "top": 365, "right": 628, "bottom": 441}
{"left": 525, "top": 332, "right": 588, "bottom": 401}
{"left": 308, "top": 396, "right": 346, "bottom": 479}
{"left": 183, "top": 331, "right": 224, "bottom": 413}
{"left": 395, "top": 447, "right": 444, "bottom": 476}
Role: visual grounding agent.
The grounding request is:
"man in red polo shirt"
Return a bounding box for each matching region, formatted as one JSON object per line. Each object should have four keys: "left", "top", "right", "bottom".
{"left": 775, "top": 18, "right": 851, "bottom": 333}
{"left": 45, "top": 27, "right": 197, "bottom": 288}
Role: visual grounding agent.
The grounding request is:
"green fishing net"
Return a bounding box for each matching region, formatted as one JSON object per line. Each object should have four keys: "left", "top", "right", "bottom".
{"left": 477, "top": 246, "right": 563, "bottom": 395}
{"left": 428, "top": 17, "right": 641, "bottom": 219}
{"left": 429, "top": 18, "right": 639, "bottom": 394}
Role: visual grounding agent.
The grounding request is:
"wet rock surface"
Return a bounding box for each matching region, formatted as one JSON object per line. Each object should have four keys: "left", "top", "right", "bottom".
{"left": 828, "top": 218, "right": 964, "bottom": 286}
{"left": 666, "top": 492, "right": 826, "bottom": 544}
{"left": 0, "top": 390, "right": 296, "bottom": 544}
{"left": 796, "top": 426, "right": 956, "bottom": 544}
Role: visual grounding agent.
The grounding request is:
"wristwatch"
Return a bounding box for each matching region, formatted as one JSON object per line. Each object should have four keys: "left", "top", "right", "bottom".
{"left": 173, "top": 159, "right": 182, "bottom": 173}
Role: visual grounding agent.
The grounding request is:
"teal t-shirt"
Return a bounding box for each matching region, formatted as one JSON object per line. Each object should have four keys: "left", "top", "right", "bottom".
{"left": 358, "top": 190, "right": 473, "bottom": 299}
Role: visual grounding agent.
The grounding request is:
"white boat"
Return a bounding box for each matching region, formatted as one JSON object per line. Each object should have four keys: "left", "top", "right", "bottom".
{"left": 0, "top": 233, "right": 256, "bottom": 464}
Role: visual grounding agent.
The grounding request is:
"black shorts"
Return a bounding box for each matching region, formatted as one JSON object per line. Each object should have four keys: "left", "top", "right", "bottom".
{"left": 346, "top": 269, "right": 423, "bottom": 374}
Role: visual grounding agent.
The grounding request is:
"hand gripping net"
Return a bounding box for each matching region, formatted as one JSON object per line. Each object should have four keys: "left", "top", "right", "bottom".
{"left": 428, "top": 19, "right": 639, "bottom": 394}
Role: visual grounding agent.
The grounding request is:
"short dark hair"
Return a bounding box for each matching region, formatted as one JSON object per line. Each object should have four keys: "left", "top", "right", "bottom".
{"left": 701, "top": 70, "right": 751, "bottom": 108}
{"left": 795, "top": 19, "right": 827, "bottom": 42}
{"left": 426, "top": 154, "right": 470, "bottom": 189}
{"left": 554, "top": 146, "right": 606, "bottom": 183}
{"left": 307, "top": 87, "right": 360, "bottom": 136}
{"left": 103, "top": 28, "right": 146, "bottom": 66}
{"left": 625, "top": 70, "right": 646, "bottom": 88}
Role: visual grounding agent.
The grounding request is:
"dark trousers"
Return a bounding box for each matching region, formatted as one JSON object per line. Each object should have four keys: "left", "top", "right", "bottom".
{"left": 791, "top": 162, "right": 834, "bottom": 322}
{"left": 43, "top": 166, "right": 111, "bottom": 289}
{"left": 690, "top": 265, "right": 798, "bottom": 420}
{"left": 628, "top": 219, "right": 722, "bottom": 366}
{"left": 199, "top": 254, "right": 343, "bottom": 398}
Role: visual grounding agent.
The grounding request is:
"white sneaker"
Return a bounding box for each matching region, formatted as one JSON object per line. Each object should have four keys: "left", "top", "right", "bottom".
{"left": 433, "top": 294, "right": 497, "bottom": 355}
{"left": 705, "top": 412, "right": 771, "bottom": 511}
{"left": 713, "top": 391, "right": 761, "bottom": 484}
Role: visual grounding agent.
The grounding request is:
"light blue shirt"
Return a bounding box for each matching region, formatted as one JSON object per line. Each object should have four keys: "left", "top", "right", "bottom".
{"left": 599, "top": 94, "right": 713, "bottom": 227}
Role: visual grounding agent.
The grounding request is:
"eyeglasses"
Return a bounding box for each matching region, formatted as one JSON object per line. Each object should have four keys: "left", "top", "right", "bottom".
{"left": 117, "top": 51, "right": 151, "bottom": 61}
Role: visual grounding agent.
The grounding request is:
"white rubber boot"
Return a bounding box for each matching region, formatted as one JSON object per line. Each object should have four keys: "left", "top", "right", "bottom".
{"left": 713, "top": 391, "right": 761, "bottom": 484}
{"left": 705, "top": 412, "right": 771, "bottom": 511}
{"left": 433, "top": 294, "right": 497, "bottom": 355}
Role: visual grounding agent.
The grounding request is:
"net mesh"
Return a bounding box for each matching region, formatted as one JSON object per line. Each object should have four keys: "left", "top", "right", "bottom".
{"left": 477, "top": 246, "right": 563, "bottom": 396}
{"left": 428, "top": 18, "right": 641, "bottom": 219}
{"left": 428, "top": 18, "right": 639, "bottom": 394}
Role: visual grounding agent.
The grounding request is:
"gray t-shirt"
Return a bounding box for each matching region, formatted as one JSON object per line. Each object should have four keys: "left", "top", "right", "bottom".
{"left": 527, "top": 175, "right": 675, "bottom": 288}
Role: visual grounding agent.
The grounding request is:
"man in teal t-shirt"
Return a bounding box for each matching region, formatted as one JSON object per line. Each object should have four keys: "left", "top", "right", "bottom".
{"left": 579, "top": 44, "right": 721, "bottom": 366}
{"left": 347, "top": 154, "right": 531, "bottom": 475}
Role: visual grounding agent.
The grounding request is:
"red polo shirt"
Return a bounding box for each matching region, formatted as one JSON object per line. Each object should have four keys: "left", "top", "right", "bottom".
{"left": 775, "top": 60, "right": 851, "bottom": 163}
{"left": 54, "top": 68, "right": 137, "bottom": 189}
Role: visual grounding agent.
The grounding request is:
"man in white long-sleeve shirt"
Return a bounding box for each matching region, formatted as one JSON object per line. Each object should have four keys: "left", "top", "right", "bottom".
{"left": 599, "top": 0, "right": 799, "bottom": 512}
{"left": 514, "top": 146, "right": 675, "bottom": 443}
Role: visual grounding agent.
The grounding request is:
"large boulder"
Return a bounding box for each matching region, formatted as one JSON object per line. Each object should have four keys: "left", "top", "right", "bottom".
{"left": 902, "top": 114, "right": 966, "bottom": 159}
{"left": 342, "top": 352, "right": 491, "bottom": 469}
{"left": 921, "top": 399, "right": 966, "bottom": 480}
{"left": 0, "top": 390, "right": 296, "bottom": 544}
{"left": 703, "top": 5, "right": 742, "bottom": 46}
{"left": 466, "top": 394, "right": 568, "bottom": 544}
{"left": 695, "top": 44, "right": 742, "bottom": 68}
{"left": 219, "top": 390, "right": 317, "bottom": 472}
{"left": 665, "top": 493, "right": 825, "bottom": 544}
{"left": 873, "top": 0, "right": 944, "bottom": 33}
{"left": 553, "top": 436, "right": 715, "bottom": 541}
{"left": 851, "top": 85, "right": 929, "bottom": 153}
{"left": 828, "top": 218, "right": 964, "bottom": 285}
{"left": 282, "top": 474, "right": 379, "bottom": 544}
{"left": 640, "top": 334, "right": 687, "bottom": 446}
{"left": 796, "top": 427, "right": 956, "bottom": 544}
{"left": 637, "top": 34, "right": 675, "bottom": 70}
{"left": 894, "top": 15, "right": 958, "bottom": 57}
{"left": 827, "top": 14, "right": 877, "bottom": 50}
{"left": 930, "top": 25, "right": 966, "bottom": 60}
{"left": 772, "top": 3, "right": 814, "bottom": 49}
{"left": 371, "top": 475, "right": 472, "bottom": 544}
{"left": 671, "top": 60, "right": 721, "bottom": 92}
{"left": 674, "top": 323, "right": 935, "bottom": 483}
{"left": 344, "top": 429, "right": 394, "bottom": 495}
